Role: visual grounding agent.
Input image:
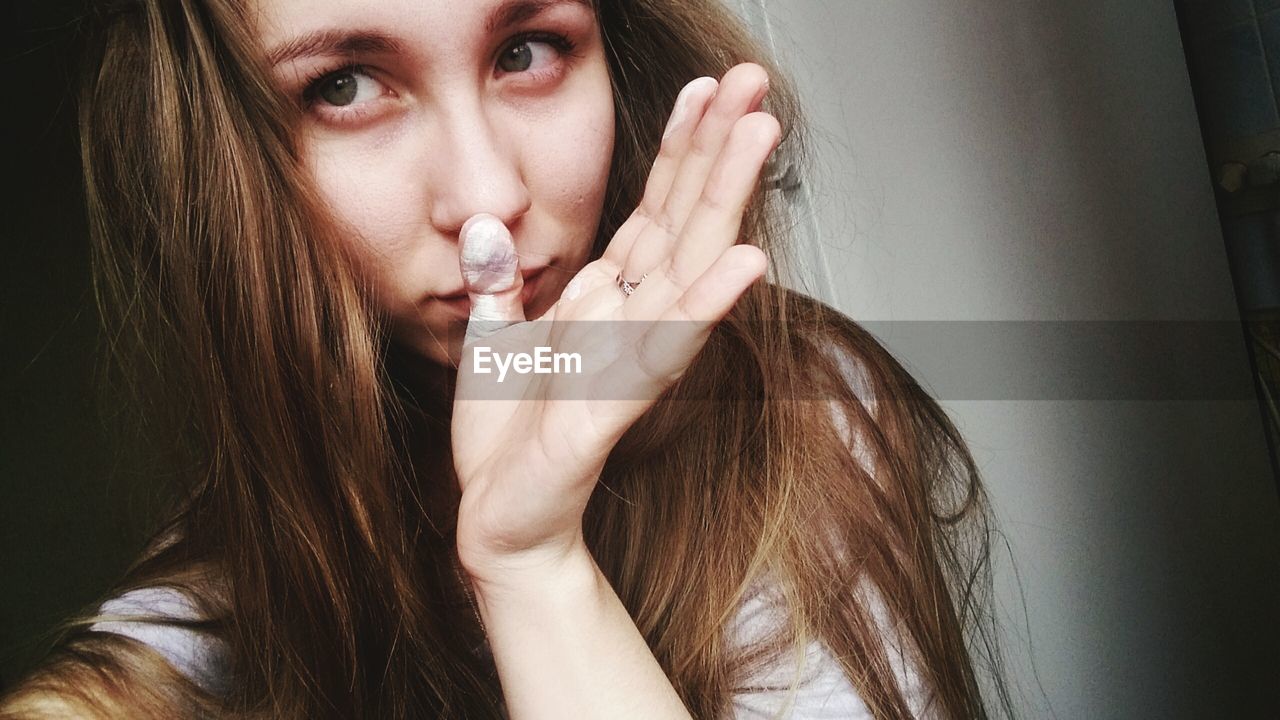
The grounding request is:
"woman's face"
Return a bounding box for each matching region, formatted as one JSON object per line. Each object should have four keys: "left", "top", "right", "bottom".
{"left": 254, "top": 0, "right": 616, "bottom": 366}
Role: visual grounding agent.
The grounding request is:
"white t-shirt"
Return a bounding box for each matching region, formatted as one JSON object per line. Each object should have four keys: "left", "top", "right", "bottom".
{"left": 90, "top": 347, "right": 937, "bottom": 717}
{"left": 90, "top": 585, "right": 231, "bottom": 698}
{"left": 725, "top": 573, "right": 936, "bottom": 719}
{"left": 91, "top": 574, "right": 933, "bottom": 719}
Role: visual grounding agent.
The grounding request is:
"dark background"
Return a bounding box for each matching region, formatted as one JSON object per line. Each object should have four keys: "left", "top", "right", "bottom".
{"left": 0, "top": 1, "right": 159, "bottom": 686}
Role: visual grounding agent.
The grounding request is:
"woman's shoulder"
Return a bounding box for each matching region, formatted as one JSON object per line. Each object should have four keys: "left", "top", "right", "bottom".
{"left": 724, "top": 337, "right": 937, "bottom": 718}
{"left": 0, "top": 584, "right": 230, "bottom": 717}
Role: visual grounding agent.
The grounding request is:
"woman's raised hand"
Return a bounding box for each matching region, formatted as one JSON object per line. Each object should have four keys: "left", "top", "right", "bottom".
{"left": 451, "top": 63, "right": 779, "bottom": 585}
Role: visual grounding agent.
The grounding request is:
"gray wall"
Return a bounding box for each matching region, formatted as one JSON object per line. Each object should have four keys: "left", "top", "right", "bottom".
{"left": 745, "top": 0, "right": 1280, "bottom": 716}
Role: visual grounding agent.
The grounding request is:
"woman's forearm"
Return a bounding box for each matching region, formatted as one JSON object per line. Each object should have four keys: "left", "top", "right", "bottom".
{"left": 469, "top": 544, "right": 693, "bottom": 720}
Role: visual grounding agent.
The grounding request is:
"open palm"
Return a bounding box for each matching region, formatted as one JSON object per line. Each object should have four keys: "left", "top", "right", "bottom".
{"left": 452, "top": 64, "right": 779, "bottom": 580}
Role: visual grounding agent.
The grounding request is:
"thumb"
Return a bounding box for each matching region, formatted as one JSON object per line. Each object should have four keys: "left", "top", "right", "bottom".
{"left": 460, "top": 213, "right": 526, "bottom": 344}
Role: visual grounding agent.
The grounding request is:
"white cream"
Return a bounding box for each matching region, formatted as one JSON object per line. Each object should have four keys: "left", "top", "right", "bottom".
{"left": 468, "top": 294, "right": 506, "bottom": 323}
{"left": 663, "top": 76, "right": 717, "bottom": 140}
{"left": 460, "top": 214, "right": 519, "bottom": 294}
{"left": 563, "top": 275, "right": 584, "bottom": 301}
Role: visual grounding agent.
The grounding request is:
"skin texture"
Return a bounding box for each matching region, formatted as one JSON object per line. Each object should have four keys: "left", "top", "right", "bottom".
{"left": 254, "top": 0, "right": 616, "bottom": 367}
{"left": 255, "top": 1, "right": 779, "bottom": 716}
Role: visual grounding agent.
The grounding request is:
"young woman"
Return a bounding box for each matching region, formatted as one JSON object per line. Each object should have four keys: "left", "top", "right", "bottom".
{"left": 1, "top": 0, "right": 1011, "bottom": 717}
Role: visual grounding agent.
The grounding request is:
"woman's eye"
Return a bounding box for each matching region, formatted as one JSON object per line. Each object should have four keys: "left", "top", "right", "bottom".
{"left": 307, "top": 67, "right": 384, "bottom": 108}
{"left": 497, "top": 38, "right": 567, "bottom": 74}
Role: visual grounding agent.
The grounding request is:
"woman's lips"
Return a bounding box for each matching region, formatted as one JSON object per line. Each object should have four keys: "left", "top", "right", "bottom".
{"left": 437, "top": 268, "right": 547, "bottom": 316}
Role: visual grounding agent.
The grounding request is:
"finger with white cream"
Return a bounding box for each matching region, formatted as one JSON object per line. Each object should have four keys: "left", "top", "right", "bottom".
{"left": 460, "top": 213, "right": 525, "bottom": 344}
{"left": 663, "top": 76, "right": 718, "bottom": 140}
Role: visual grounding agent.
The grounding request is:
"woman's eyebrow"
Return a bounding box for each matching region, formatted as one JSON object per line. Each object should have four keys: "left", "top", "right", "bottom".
{"left": 267, "top": 31, "right": 403, "bottom": 68}
{"left": 485, "top": 0, "right": 593, "bottom": 33}
{"left": 266, "top": 0, "right": 592, "bottom": 68}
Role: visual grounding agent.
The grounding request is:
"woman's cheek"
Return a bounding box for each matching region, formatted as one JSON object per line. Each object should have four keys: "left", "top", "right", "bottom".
{"left": 531, "top": 104, "right": 615, "bottom": 226}
{"left": 306, "top": 141, "right": 423, "bottom": 260}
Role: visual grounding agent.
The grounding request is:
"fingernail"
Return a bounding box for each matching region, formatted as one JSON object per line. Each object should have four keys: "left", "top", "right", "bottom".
{"left": 664, "top": 76, "right": 717, "bottom": 140}
{"left": 460, "top": 214, "right": 518, "bottom": 294}
{"left": 748, "top": 78, "right": 770, "bottom": 113}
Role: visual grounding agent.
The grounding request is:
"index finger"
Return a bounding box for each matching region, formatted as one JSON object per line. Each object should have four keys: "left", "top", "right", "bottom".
{"left": 600, "top": 77, "right": 719, "bottom": 269}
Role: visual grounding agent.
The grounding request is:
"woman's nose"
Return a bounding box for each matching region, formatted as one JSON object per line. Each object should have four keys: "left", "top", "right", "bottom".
{"left": 427, "top": 104, "right": 532, "bottom": 236}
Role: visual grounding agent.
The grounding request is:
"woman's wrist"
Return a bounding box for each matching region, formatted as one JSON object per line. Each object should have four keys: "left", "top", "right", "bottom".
{"left": 459, "top": 533, "right": 599, "bottom": 601}
{"left": 462, "top": 535, "right": 694, "bottom": 720}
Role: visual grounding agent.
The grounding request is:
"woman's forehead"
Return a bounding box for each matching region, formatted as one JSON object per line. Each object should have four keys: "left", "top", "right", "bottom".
{"left": 254, "top": 0, "right": 595, "bottom": 66}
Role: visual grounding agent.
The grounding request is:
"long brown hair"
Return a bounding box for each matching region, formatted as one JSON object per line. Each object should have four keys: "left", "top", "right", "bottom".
{"left": 1, "top": 0, "right": 1012, "bottom": 717}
